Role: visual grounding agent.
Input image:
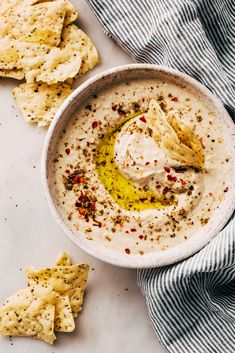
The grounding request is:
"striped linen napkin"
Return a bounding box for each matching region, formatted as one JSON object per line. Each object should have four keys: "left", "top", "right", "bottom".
{"left": 87, "top": 1, "right": 235, "bottom": 352}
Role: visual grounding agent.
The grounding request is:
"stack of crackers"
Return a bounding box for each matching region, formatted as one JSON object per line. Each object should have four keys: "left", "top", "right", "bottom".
{"left": 0, "top": 0, "right": 99, "bottom": 126}
{"left": 0, "top": 252, "right": 89, "bottom": 344}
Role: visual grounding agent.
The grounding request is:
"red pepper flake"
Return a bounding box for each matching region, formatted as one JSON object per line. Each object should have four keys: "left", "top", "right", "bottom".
{"left": 140, "top": 197, "right": 147, "bottom": 202}
{"left": 125, "top": 248, "right": 131, "bottom": 254}
{"left": 111, "top": 104, "right": 117, "bottom": 111}
{"left": 130, "top": 228, "right": 137, "bottom": 232}
{"left": 163, "top": 187, "right": 169, "bottom": 195}
{"left": 150, "top": 196, "right": 155, "bottom": 203}
{"left": 164, "top": 167, "right": 170, "bottom": 173}
{"left": 140, "top": 116, "right": 147, "bottom": 123}
{"left": 92, "top": 121, "right": 99, "bottom": 129}
{"left": 125, "top": 230, "right": 129, "bottom": 234}
{"left": 64, "top": 169, "right": 86, "bottom": 190}
{"left": 167, "top": 174, "right": 177, "bottom": 182}
{"left": 154, "top": 160, "right": 158, "bottom": 163}
{"left": 120, "top": 220, "right": 125, "bottom": 228}
{"left": 139, "top": 235, "right": 144, "bottom": 239}
{"left": 180, "top": 178, "right": 186, "bottom": 185}
{"left": 224, "top": 187, "right": 229, "bottom": 192}
{"left": 145, "top": 161, "right": 150, "bottom": 166}
{"left": 71, "top": 176, "right": 80, "bottom": 184}
{"left": 78, "top": 207, "right": 86, "bottom": 215}
{"left": 171, "top": 97, "right": 178, "bottom": 102}
{"left": 79, "top": 177, "right": 86, "bottom": 183}
{"left": 65, "top": 148, "right": 70, "bottom": 155}
{"left": 71, "top": 175, "right": 86, "bottom": 184}
{"left": 93, "top": 218, "right": 102, "bottom": 228}
{"left": 156, "top": 184, "right": 161, "bottom": 189}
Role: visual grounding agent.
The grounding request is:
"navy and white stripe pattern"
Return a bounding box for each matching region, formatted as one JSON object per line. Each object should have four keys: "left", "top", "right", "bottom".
{"left": 137, "top": 215, "right": 235, "bottom": 353}
{"left": 87, "top": 1, "right": 235, "bottom": 352}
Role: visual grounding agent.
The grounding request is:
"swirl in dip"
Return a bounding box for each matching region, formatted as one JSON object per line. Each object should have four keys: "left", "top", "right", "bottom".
{"left": 52, "top": 78, "right": 231, "bottom": 255}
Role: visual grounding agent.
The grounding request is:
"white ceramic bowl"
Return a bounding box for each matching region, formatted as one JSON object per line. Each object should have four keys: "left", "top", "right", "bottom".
{"left": 41, "top": 64, "right": 235, "bottom": 268}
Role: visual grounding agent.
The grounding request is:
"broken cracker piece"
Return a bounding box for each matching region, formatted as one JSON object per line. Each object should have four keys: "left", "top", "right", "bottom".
{"left": 0, "top": 0, "right": 66, "bottom": 46}
{"left": 0, "top": 285, "right": 56, "bottom": 344}
{"left": 60, "top": 24, "right": 99, "bottom": 75}
{"left": 54, "top": 251, "right": 72, "bottom": 266}
{"left": 0, "top": 69, "right": 24, "bottom": 80}
{"left": 13, "top": 82, "right": 73, "bottom": 126}
{"left": 26, "top": 264, "right": 89, "bottom": 317}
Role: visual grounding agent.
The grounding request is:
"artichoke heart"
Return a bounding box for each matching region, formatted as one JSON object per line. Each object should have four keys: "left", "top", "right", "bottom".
{"left": 146, "top": 99, "right": 204, "bottom": 169}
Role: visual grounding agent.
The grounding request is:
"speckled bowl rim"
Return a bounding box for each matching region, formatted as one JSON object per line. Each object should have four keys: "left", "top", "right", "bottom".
{"left": 41, "top": 64, "right": 235, "bottom": 269}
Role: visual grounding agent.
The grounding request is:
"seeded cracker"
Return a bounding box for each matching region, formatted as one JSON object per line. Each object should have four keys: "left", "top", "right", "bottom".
{"left": 13, "top": 82, "right": 73, "bottom": 126}
{"left": 17, "top": 42, "right": 52, "bottom": 82}
{"left": 52, "top": 252, "right": 75, "bottom": 331}
{"left": 27, "top": 0, "right": 78, "bottom": 25}
{"left": 62, "top": 0, "right": 78, "bottom": 25}
{"left": 0, "top": 285, "right": 56, "bottom": 344}
{"left": 0, "top": 37, "right": 20, "bottom": 70}
{"left": 54, "top": 251, "right": 72, "bottom": 266}
{"left": 0, "top": 0, "right": 66, "bottom": 46}
{"left": 0, "top": 0, "right": 42, "bottom": 14}
{"left": 20, "top": 34, "right": 82, "bottom": 84}
{"left": 53, "top": 293, "right": 75, "bottom": 332}
{"left": 26, "top": 264, "right": 89, "bottom": 317}
{"left": 0, "top": 39, "right": 52, "bottom": 74}
{"left": 0, "top": 69, "right": 24, "bottom": 80}
{"left": 1, "top": 0, "right": 98, "bottom": 127}
{"left": 147, "top": 99, "right": 204, "bottom": 169}
{"left": 60, "top": 24, "right": 99, "bottom": 75}
{"left": 24, "top": 47, "right": 82, "bottom": 84}
{"left": 34, "top": 0, "right": 78, "bottom": 25}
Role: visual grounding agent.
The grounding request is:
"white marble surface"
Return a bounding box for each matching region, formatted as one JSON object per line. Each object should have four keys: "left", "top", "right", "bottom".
{"left": 0, "top": 1, "right": 167, "bottom": 352}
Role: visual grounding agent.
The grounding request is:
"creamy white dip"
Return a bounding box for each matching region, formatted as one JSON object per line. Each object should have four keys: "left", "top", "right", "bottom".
{"left": 52, "top": 78, "right": 231, "bottom": 255}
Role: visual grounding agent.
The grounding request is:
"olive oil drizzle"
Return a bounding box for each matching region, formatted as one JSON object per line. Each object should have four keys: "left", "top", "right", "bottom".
{"left": 95, "top": 112, "right": 171, "bottom": 211}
